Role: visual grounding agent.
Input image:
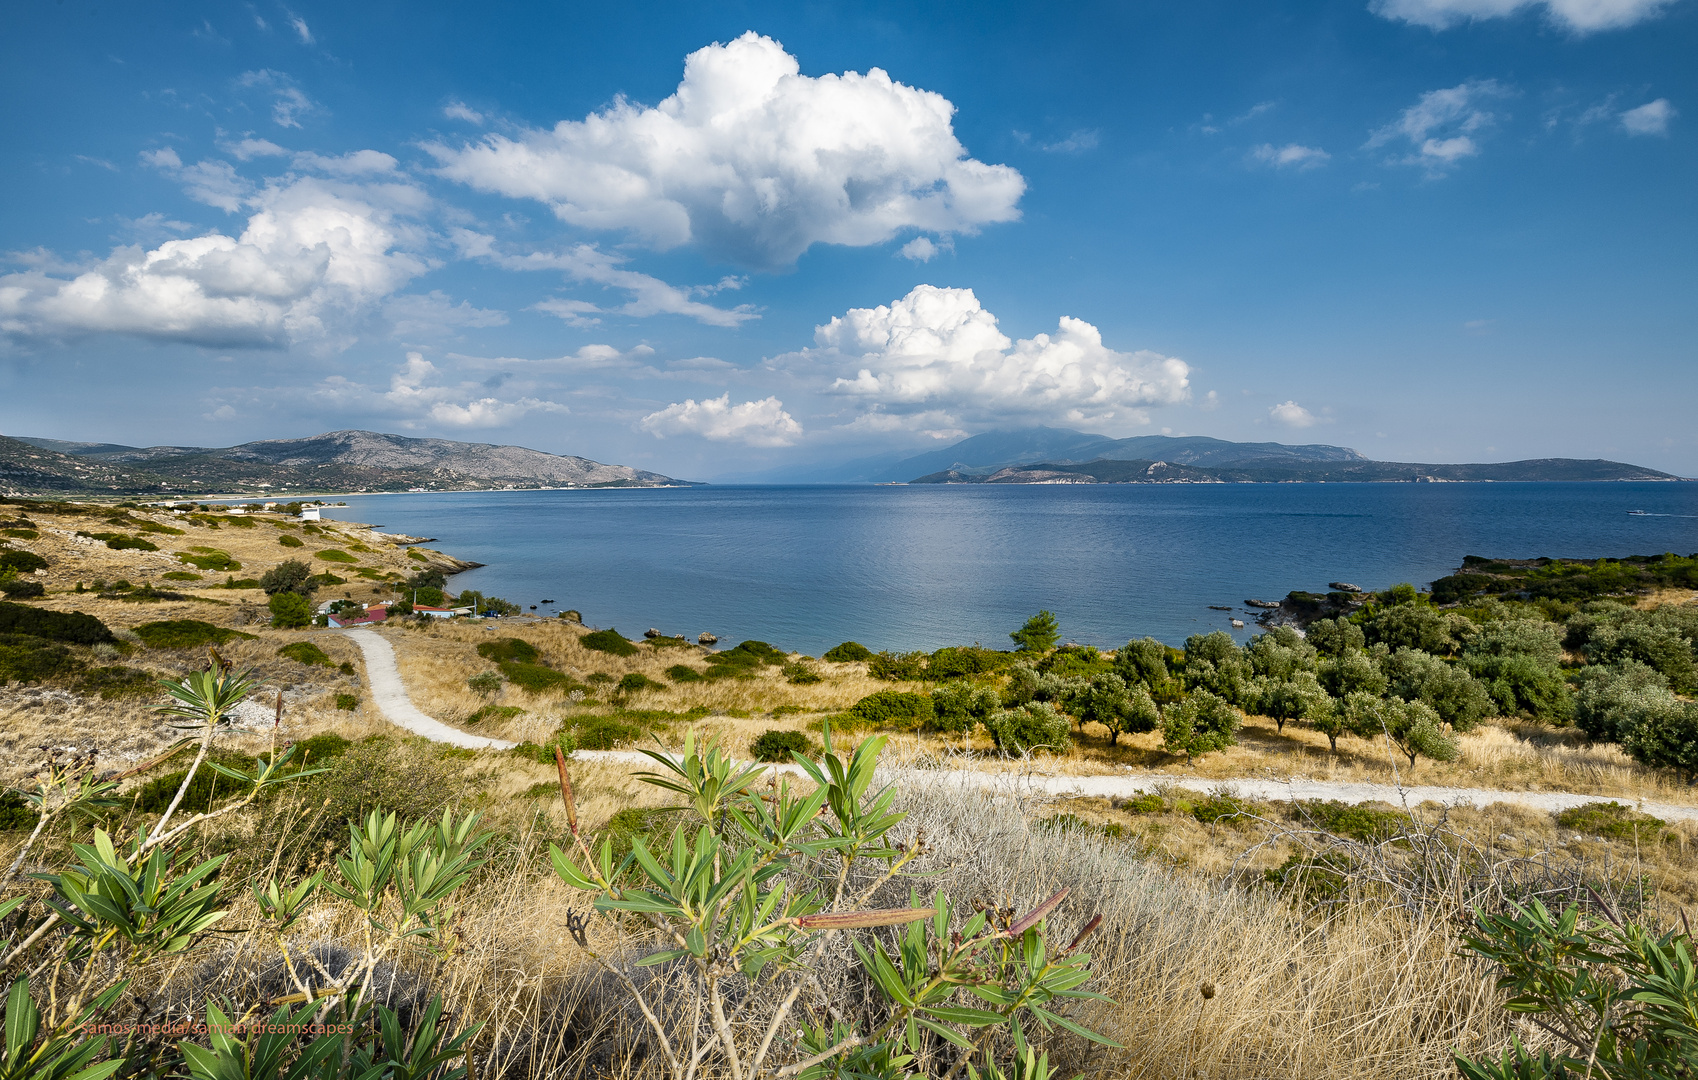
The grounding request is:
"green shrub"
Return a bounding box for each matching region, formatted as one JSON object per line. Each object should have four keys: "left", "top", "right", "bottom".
{"left": 501, "top": 661, "right": 584, "bottom": 695}
{"left": 1264, "top": 851, "right": 1359, "bottom": 904}
{"left": 666, "top": 663, "right": 705, "bottom": 682}
{"left": 703, "top": 640, "right": 785, "bottom": 678}
{"left": 847, "top": 690, "right": 934, "bottom": 730}
{"left": 0, "top": 550, "right": 49, "bottom": 574}
{"left": 79, "top": 665, "right": 155, "bottom": 699}
{"left": 1553, "top": 801, "right": 1666, "bottom": 842}
{"left": 982, "top": 701, "right": 1072, "bottom": 754}
{"left": 617, "top": 672, "right": 664, "bottom": 695}
{"left": 1160, "top": 690, "right": 1241, "bottom": 762}
{"left": 751, "top": 729, "right": 812, "bottom": 762}
{"left": 178, "top": 549, "right": 239, "bottom": 571}
{"left": 0, "top": 580, "right": 44, "bottom": 599}
{"left": 134, "top": 619, "right": 255, "bottom": 649}
{"left": 466, "top": 704, "right": 526, "bottom": 725}
{"left": 467, "top": 670, "right": 503, "bottom": 697}
{"left": 335, "top": 693, "right": 359, "bottom": 711}
{"left": 314, "top": 549, "right": 358, "bottom": 563}
{"left": 1190, "top": 794, "right": 1249, "bottom": 825}
{"left": 477, "top": 637, "right": 540, "bottom": 664}
{"left": 1, "top": 529, "right": 39, "bottom": 540}
{"left": 1121, "top": 792, "right": 1166, "bottom": 814}
{"left": 291, "top": 733, "right": 352, "bottom": 764}
{"left": 278, "top": 534, "right": 304, "bottom": 548}
{"left": 517, "top": 730, "right": 580, "bottom": 764}
{"left": 1293, "top": 799, "right": 1408, "bottom": 841}
{"left": 268, "top": 591, "right": 313, "bottom": 629}
{"left": 1039, "top": 644, "right": 1110, "bottom": 679}
{"left": 161, "top": 571, "right": 202, "bottom": 581}
{"left": 0, "top": 601, "right": 113, "bottom": 644}
{"left": 929, "top": 681, "right": 999, "bottom": 735}
{"left": 0, "top": 634, "right": 76, "bottom": 683}
{"left": 822, "top": 641, "right": 873, "bottom": 663}
{"left": 926, "top": 646, "right": 1012, "bottom": 678}
{"left": 0, "top": 790, "right": 36, "bottom": 831}
{"left": 867, "top": 650, "right": 927, "bottom": 680}
{"left": 582, "top": 628, "right": 638, "bottom": 657}
{"left": 573, "top": 715, "right": 642, "bottom": 750}
{"left": 782, "top": 660, "right": 821, "bottom": 684}
{"left": 278, "top": 641, "right": 332, "bottom": 666}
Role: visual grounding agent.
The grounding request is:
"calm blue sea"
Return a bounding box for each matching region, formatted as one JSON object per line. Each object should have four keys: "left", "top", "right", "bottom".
{"left": 317, "top": 483, "right": 1698, "bottom": 656}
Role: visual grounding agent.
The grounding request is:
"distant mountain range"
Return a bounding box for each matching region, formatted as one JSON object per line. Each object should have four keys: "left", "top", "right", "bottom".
{"left": 828, "top": 428, "right": 1680, "bottom": 485}
{"left": 0, "top": 430, "right": 688, "bottom": 496}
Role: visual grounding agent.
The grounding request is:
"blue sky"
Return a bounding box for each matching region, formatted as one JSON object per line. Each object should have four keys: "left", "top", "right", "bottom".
{"left": 2, "top": 0, "right": 1693, "bottom": 480}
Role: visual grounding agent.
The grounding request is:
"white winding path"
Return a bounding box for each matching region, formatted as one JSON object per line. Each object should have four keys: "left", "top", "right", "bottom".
{"left": 343, "top": 629, "right": 515, "bottom": 750}
{"left": 342, "top": 628, "right": 1698, "bottom": 824}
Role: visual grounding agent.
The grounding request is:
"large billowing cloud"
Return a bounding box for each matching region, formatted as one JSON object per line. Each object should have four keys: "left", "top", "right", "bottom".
{"left": 427, "top": 32, "right": 1024, "bottom": 267}
{"left": 1370, "top": 0, "right": 1678, "bottom": 32}
{"left": 787, "top": 284, "right": 1190, "bottom": 432}
{"left": 0, "top": 163, "right": 430, "bottom": 348}
{"left": 640, "top": 393, "right": 803, "bottom": 446}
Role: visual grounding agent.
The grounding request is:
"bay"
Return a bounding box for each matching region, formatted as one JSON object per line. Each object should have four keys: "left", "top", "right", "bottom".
{"left": 318, "top": 482, "right": 1698, "bottom": 656}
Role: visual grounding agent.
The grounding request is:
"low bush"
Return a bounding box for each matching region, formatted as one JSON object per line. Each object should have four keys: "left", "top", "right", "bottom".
{"left": 467, "top": 671, "right": 502, "bottom": 697}
{"left": 0, "top": 633, "right": 76, "bottom": 683}
{"left": 0, "top": 789, "right": 35, "bottom": 831}
{"left": 751, "top": 728, "right": 811, "bottom": 762}
{"left": 0, "top": 550, "right": 49, "bottom": 573}
{"left": 334, "top": 693, "right": 359, "bottom": 711}
{"left": 846, "top": 690, "right": 934, "bottom": 730}
{"left": 134, "top": 619, "right": 255, "bottom": 649}
{"left": 278, "top": 534, "right": 304, "bottom": 548}
{"left": 926, "top": 645, "right": 1013, "bottom": 679}
{"left": 782, "top": 660, "right": 821, "bottom": 684}
{"left": 572, "top": 715, "right": 643, "bottom": 750}
{"left": 162, "top": 571, "right": 202, "bottom": 581}
{"left": 466, "top": 704, "right": 526, "bottom": 726}
{"left": 0, "top": 579, "right": 45, "bottom": 599}
{"left": 1120, "top": 792, "right": 1166, "bottom": 814}
{"left": 867, "top": 650, "right": 927, "bottom": 680}
{"left": 477, "top": 637, "right": 540, "bottom": 664}
{"left": 0, "top": 601, "right": 113, "bottom": 644}
{"left": 178, "top": 549, "right": 240, "bottom": 571}
{"left": 315, "top": 549, "right": 359, "bottom": 563}
{"left": 500, "top": 661, "right": 584, "bottom": 695}
{"left": 616, "top": 672, "right": 664, "bottom": 695}
{"left": 822, "top": 640, "right": 873, "bottom": 663}
{"left": 79, "top": 665, "right": 156, "bottom": 699}
{"left": 666, "top": 663, "right": 704, "bottom": 682}
{"left": 278, "top": 641, "right": 333, "bottom": 666}
{"left": 929, "top": 681, "right": 999, "bottom": 735}
{"left": 581, "top": 628, "right": 638, "bottom": 657}
{"left": 982, "top": 701, "right": 1072, "bottom": 754}
{"left": 1293, "top": 799, "right": 1408, "bottom": 841}
{"left": 1553, "top": 801, "right": 1666, "bottom": 842}
{"left": 1190, "top": 793, "right": 1250, "bottom": 825}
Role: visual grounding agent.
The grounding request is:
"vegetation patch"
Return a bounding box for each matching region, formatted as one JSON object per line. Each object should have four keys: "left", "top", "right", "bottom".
{"left": 782, "top": 660, "right": 821, "bottom": 684}
{"left": 1432, "top": 552, "right": 1698, "bottom": 605}
{"left": 867, "top": 650, "right": 927, "bottom": 680}
{"left": 0, "top": 602, "right": 114, "bottom": 644}
{"left": 847, "top": 690, "right": 934, "bottom": 730}
{"left": 335, "top": 693, "right": 359, "bottom": 711}
{"left": 1291, "top": 799, "right": 1408, "bottom": 841}
{"left": 77, "top": 531, "right": 159, "bottom": 551}
{"left": 706, "top": 640, "right": 786, "bottom": 678}
{"left": 277, "top": 641, "right": 333, "bottom": 667}
{"left": 616, "top": 672, "right": 664, "bottom": 695}
{"left": 1190, "top": 793, "right": 1251, "bottom": 826}
{"left": 751, "top": 728, "right": 811, "bottom": 762}
{"left": 161, "top": 571, "right": 202, "bottom": 581}
{"left": 133, "top": 619, "right": 256, "bottom": 649}
{"left": 0, "top": 790, "right": 35, "bottom": 831}
{"left": 1553, "top": 801, "right": 1666, "bottom": 843}
{"left": 466, "top": 704, "right": 526, "bottom": 726}
{"left": 1, "top": 580, "right": 44, "bottom": 599}
{"left": 314, "top": 549, "right": 359, "bottom": 563}
{"left": 79, "top": 665, "right": 156, "bottom": 699}
{"left": 572, "top": 715, "right": 644, "bottom": 750}
{"left": 0, "top": 550, "right": 49, "bottom": 574}
{"left": 822, "top": 641, "right": 873, "bottom": 663}
{"left": 501, "top": 661, "right": 585, "bottom": 696}
{"left": 665, "top": 663, "right": 704, "bottom": 682}
{"left": 581, "top": 628, "right": 638, "bottom": 657}
{"left": 0, "top": 633, "right": 76, "bottom": 683}
{"left": 477, "top": 637, "right": 540, "bottom": 664}
{"left": 178, "top": 549, "right": 239, "bottom": 571}
{"left": 278, "top": 534, "right": 304, "bottom": 547}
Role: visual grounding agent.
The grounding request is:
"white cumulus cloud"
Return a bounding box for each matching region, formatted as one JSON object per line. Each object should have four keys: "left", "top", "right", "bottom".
{"left": 1621, "top": 98, "right": 1677, "bottom": 135}
{"left": 426, "top": 32, "right": 1023, "bottom": 267}
{"left": 1, "top": 171, "right": 430, "bottom": 348}
{"left": 1249, "top": 143, "right": 1331, "bottom": 169}
{"left": 443, "top": 101, "right": 485, "bottom": 124}
{"left": 788, "top": 284, "right": 1190, "bottom": 432}
{"left": 1367, "top": 80, "right": 1507, "bottom": 175}
{"left": 1268, "top": 400, "right": 1318, "bottom": 427}
{"left": 142, "top": 149, "right": 252, "bottom": 212}
{"left": 640, "top": 393, "right": 802, "bottom": 446}
{"left": 1370, "top": 0, "right": 1677, "bottom": 32}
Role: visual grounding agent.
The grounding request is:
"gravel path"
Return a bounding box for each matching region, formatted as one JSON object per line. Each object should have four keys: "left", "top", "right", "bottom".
{"left": 342, "top": 629, "right": 515, "bottom": 750}
{"left": 348, "top": 631, "right": 1696, "bottom": 823}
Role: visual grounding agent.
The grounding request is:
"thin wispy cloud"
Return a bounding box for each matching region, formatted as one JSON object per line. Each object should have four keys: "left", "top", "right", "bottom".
{"left": 1249, "top": 143, "right": 1331, "bottom": 169}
